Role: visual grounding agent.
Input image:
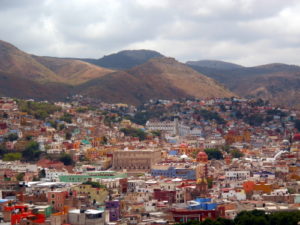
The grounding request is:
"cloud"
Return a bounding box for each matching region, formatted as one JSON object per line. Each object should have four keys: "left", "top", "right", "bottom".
{"left": 0, "top": 0, "right": 300, "bottom": 66}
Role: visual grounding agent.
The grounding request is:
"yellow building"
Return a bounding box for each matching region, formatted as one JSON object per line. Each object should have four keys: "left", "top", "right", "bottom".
{"left": 73, "top": 183, "right": 108, "bottom": 204}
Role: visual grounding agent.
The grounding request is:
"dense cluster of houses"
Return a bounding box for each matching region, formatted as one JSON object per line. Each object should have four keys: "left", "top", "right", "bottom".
{"left": 0, "top": 96, "right": 299, "bottom": 224}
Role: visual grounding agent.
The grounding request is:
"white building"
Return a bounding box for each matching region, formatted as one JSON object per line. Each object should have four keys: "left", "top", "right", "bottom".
{"left": 146, "top": 119, "right": 197, "bottom": 137}
{"left": 45, "top": 169, "right": 68, "bottom": 181}
{"left": 225, "top": 171, "right": 250, "bottom": 180}
{"left": 221, "top": 188, "right": 246, "bottom": 200}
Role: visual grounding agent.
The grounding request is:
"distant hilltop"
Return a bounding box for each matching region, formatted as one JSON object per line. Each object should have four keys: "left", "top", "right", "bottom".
{"left": 1, "top": 39, "right": 300, "bottom": 108}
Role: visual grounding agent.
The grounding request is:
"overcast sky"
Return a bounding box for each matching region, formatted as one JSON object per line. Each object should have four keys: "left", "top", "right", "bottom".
{"left": 1, "top": 0, "right": 300, "bottom": 66}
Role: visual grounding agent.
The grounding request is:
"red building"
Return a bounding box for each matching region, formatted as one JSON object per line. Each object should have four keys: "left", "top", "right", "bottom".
{"left": 48, "top": 190, "right": 68, "bottom": 212}
{"left": 119, "top": 178, "right": 128, "bottom": 193}
{"left": 4, "top": 205, "right": 45, "bottom": 225}
{"left": 171, "top": 206, "right": 225, "bottom": 223}
{"left": 153, "top": 189, "right": 176, "bottom": 203}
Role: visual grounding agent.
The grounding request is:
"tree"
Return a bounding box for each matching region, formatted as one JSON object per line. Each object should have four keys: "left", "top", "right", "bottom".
{"left": 16, "top": 172, "right": 25, "bottom": 181}
{"left": 17, "top": 100, "right": 61, "bottom": 120}
{"left": 101, "top": 136, "right": 108, "bottom": 145}
{"left": 59, "top": 153, "right": 74, "bottom": 165}
{"left": 151, "top": 130, "right": 161, "bottom": 137}
{"left": 3, "top": 153, "right": 22, "bottom": 161}
{"left": 25, "top": 135, "right": 33, "bottom": 141}
{"left": 39, "top": 168, "right": 46, "bottom": 178}
{"left": 82, "top": 181, "right": 106, "bottom": 189}
{"left": 65, "top": 132, "right": 72, "bottom": 140}
{"left": 48, "top": 120, "right": 58, "bottom": 129}
{"left": 120, "top": 127, "right": 147, "bottom": 140}
{"left": 244, "top": 114, "right": 264, "bottom": 126}
{"left": 76, "top": 107, "right": 89, "bottom": 113}
{"left": 59, "top": 124, "right": 66, "bottom": 131}
{"left": 197, "top": 109, "right": 226, "bottom": 124}
{"left": 22, "top": 141, "right": 41, "bottom": 161}
{"left": 5, "top": 133, "right": 19, "bottom": 142}
{"left": 204, "top": 148, "right": 223, "bottom": 160}
{"left": 230, "top": 149, "right": 244, "bottom": 158}
{"left": 207, "top": 177, "right": 213, "bottom": 189}
{"left": 59, "top": 113, "right": 73, "bottom": 123}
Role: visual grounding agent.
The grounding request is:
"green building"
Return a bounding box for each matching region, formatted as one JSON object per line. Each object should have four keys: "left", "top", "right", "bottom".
{"left": 34, "top": 205, "right": 53, "bottom": 217}
{"left": 59, "top": 171, "right": 127, "bottom": 183}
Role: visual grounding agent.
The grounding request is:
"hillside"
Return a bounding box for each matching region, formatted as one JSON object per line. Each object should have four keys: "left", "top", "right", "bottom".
{"left": 0, "top": 71, "right": 71, "bottom": 101}
{"left": 80, "top": 49, "right": 164, "bottom": 69}
{"left": 186, "top": 60, "right": 244, "bottom": 70}
{"left": 189, "top": 63, "right": 300, "bottom": 108}
{"left": 0, "top": 40, "right": 113, "bottom": 85}
{"left": 32, "top": 56, "right": 114, "bottom": 85}
{"left": 0, "top": 40, "right": 63, "bottom": 83}
{"left": 77, "top": 57, "right": 234, "bottom": 105}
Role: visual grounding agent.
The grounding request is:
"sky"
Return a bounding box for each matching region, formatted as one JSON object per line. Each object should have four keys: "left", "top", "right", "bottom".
{"left": 1, "top": 0, "right": 300, "bottom": 66}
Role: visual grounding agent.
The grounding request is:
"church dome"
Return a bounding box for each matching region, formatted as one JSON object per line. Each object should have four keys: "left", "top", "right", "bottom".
{"left": 197, "top": 151, "right": 208, "bottom": 163}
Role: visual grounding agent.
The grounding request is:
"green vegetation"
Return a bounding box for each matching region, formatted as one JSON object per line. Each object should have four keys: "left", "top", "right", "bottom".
{"left": 120, "top": 127, "right": 147, "bottom": 140}
{"left": 4, "top": 133, "right": 19, "bottom": 142}
{"left": 16, "top": 172, "right": 25, "bottom": 181}
{"left": 131, "top": 112, "right": 151, "bottom": 125}
{"left": 3, "top": 152, "right": 22, "bottom": 161}
{"left": 234, "top": 110, "right": 244, "bottom": 119}
{"left": 104, "top": 114, "right": 122, "bottom": 127}
{"left": 101, "top": 136, "right": 108, "bottom": 145}
{"left": 267, "top": 109, "right": 287, "bottom": 117}
{"left": 197, "top": 109, "right": 226, "bottom": 124}
{"left": 204, "top": 148, "right": 223, "bottom": 160}
{"left": 22, "top": 141, "right": 42, "bottom": 161}
{"left": 59, "top": 113, "right": 73, "bottom": 123}
{"left": 131, "top": 107, "right": 166, "bottom": 125}
{"left": 59, "top": 124, "right": 66, "bottom": 130}
{"left": 177, "top": 210, "right": 300, "bottom": 225}
{"left": 76, "top": 107, "right": 89, "bottom": 113}
{"left": 250, "top": 98, "right": 268, "bottom": 107}
{"left": 25, "top": 135, "right": 33, "bottom": 141}
{"left": 39, "top": 169, "right": 46, "bottom": 178}
{"left": 230, "top": 149, "right": 244, "bottom": 158}
{"left": 151, "top": 130, "right": 161, "bottom": 137}
{"left": 48, "top": 120, "right": 58, "bottom": 129}
{"left": 82, "top": 181, "right": 106, "bottom": 189}
{"left": 76, "top": 106, "right": 96, "bottom": 113}
{"left": 243, "top": 114, "right": 264, "bottom": 126}
{"left": 207, "top": 177, "right": 213, "bottom": 189}
{"left": 1, "top": 112, "right": 8, "bottom": 119}
{"left": 17, "top": 100, "right": 61, "bottom": 120}
{"left": 59, "top": 153, "right": 74, "bottom": 165}
{"left": 65, "top": 132, "right": 72, "bottom": 140}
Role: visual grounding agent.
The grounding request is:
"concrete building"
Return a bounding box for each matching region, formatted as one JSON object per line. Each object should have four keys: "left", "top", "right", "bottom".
{"left": 225, "top": 171, "right": 250, "bottom": 180}
{"left": 59, "top": 171, "right": 127, "bottom": 183}
{"left": 151, "top": 163, "right": 206, "bottom": 180}
{"left": 113, "top": 149, "right": 161, "bottom": 170}
{"left": 73, "top": 184, "right": 108, "bottom": 204}
{"left": 146, "top": 119, "right": 195, "bottom": 137}
{"left": 68, "top": 209, "right": 106, "bottom": 225}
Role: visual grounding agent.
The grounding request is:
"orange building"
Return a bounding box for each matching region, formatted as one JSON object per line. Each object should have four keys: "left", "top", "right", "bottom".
{"left": 243, "top": 181, "right": 274, "bottom": 194}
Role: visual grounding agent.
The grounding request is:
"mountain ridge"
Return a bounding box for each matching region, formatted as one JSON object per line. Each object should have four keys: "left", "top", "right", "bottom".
{"left": 77, "top": 57, "right": 235, "bottom": 105}
{"left": 0, "top": 40, "right": 233, "bottom": 105}
{"left": 78, "top": 49, "right": 164, "bottom": 70}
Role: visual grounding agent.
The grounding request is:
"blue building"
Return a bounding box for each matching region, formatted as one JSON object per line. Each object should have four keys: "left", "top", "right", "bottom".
{"left": 151, "top": 166, "right": 196, "bottom": 180}
{"left": 187, "top": 198, "right": 217, "bottom": 210}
